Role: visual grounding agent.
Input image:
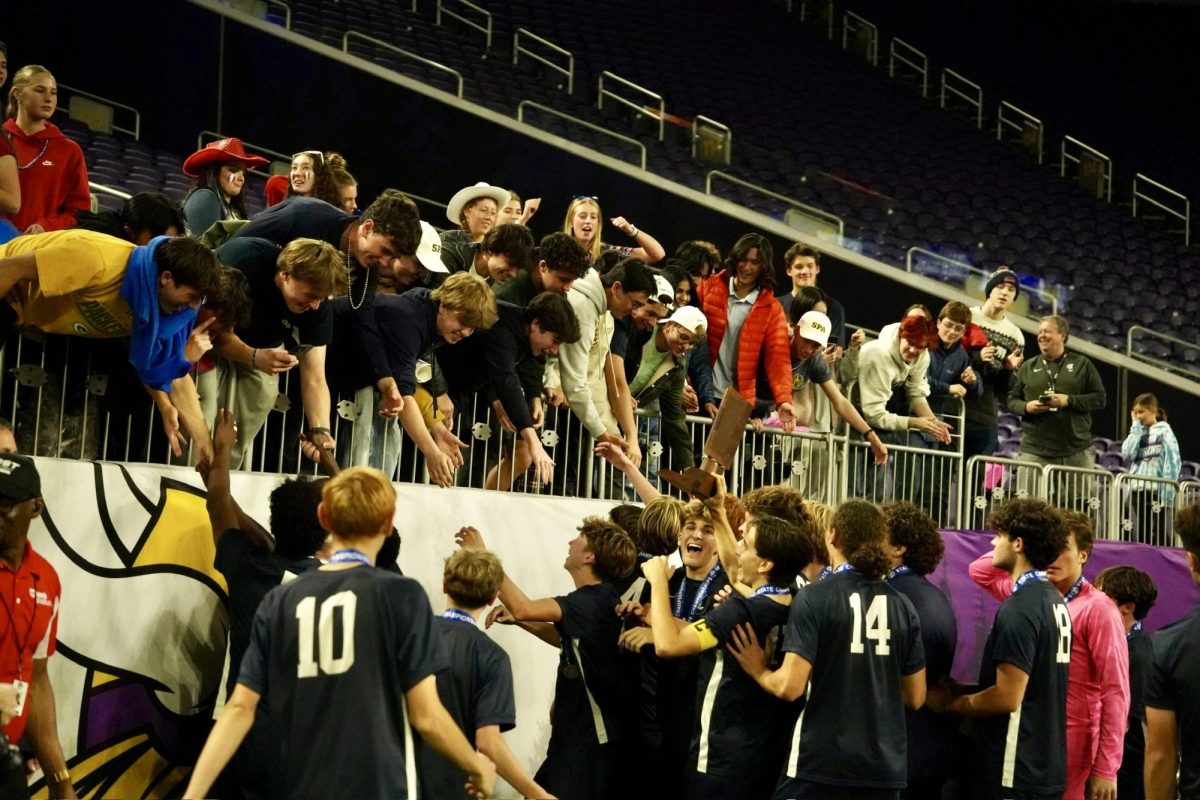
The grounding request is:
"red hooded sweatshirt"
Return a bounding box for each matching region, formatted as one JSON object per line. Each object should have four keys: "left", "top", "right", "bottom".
{"left": 2, "top": 118, "right": 90, "bottom": 232}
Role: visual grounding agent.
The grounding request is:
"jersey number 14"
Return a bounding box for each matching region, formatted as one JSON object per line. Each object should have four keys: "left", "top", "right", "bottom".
{"left": 296, "top": 591, "right": 358, "bottom": 678}
{"left": 849, "top": 593, "right": 891, "bottom": 656}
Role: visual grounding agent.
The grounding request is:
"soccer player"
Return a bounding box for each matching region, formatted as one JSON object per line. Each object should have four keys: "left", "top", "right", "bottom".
{"left": 415, "top": 548, "right": 551, "bottom": 800}
{"left": 456, "top": 518, "right": 636, "bottom": 800}
{"left": 729, "top": 500, "right": 926, "bottom": 800}
{"left": 617, "top": 500, "right": 729, "bottom": 800}
{"left": 1094, "top": 565, "right": 1158, "bottom": 800}
{"left": 184, "top": 467, "right": 494, "bottom": 800}
{"left": 882, "top": 501, "right": 961, "bottom": 799}
{"left": 926, "top": 498, "right": 1072, "bottom": 800}
{"left": 1144, "top": 503, "right": 1200, "bottom": 800}
{"left": 643, "top": 513, "right": 809, "bottom": 800}
{"left": 967, "top": 510, "right": 1129, "bottom": 800}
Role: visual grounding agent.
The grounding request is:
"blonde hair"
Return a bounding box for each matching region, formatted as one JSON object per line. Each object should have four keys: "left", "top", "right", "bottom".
{"left": 7, "top": 65, "right": 53, "bottom": 119}
{"left": 444, "top": 549, "right": 505, "bottom": 609}
{"left": 639, "top": 497, "right": 685, "bottom": 556}
{"left": 326, "top": 151, "right": 356, "bottom": 189}
{"left": 803, "top": 499, "right": 833, "bottom": 565}
{"left": 430, "top": 271, "right": 498, "bottom": 330}
{"left": 562, "top": 197, "right": 603, "bottom": 261}
{"left": 276, "top": 238, "right": 348, "bottom": 296}
{"left": 320, "top": 467, "right": 396, "bottom": 541}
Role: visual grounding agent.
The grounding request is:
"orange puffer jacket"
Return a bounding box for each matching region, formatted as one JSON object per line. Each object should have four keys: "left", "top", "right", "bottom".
{"left": 697, "top": 271, "right": 792, "bottom": 406}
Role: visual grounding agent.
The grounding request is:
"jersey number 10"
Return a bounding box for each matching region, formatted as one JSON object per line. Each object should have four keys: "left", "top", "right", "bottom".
{"left": 296, "top": 591, "right": 358, "bottom": 678}
{"left": 849, "top": 593, "right": 891, "bottom": 656}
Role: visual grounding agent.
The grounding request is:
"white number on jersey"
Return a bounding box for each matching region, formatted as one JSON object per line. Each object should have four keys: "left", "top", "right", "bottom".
{"left": 848, "top": 592, "right": 892, "bottom": 656}
{"left": 1053, "top": 603, "right": 1072, "bottom": 664}
{"left": 296, "top": 590, "right": 358, "bottom": 678}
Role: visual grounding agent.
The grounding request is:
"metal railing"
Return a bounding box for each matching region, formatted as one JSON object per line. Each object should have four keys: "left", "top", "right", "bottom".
{"left": 888, "top": 37, "right": 928, "bottom": 98}
{"left": 1124, "top": 326, "right": 1200, "bottom": 379}
{"left": 960, "top": 456, "right": 1046, "bottom": 530}
{"left": 342, "top": 31, "right": 464, "bottom": 98}
{"left": 996, "top": 101, "right": 1044, "bottom": 165}
{"left": 88, "top": 181, "right": 132, "bottom": 213}
{"left": 1043, "top": 464, "right": 1116, "bottom": 540}
{"left": 692, "top": 116, "right": 732, "bottom": 167}
{"left": 436, "top": 0, "right": 493, "bottom": 53}
{"left": 597, "top": 71, "right": 665, "bottom": 141}
{"left": 939, "top": 69, "right": 983, "bottom": 129}
{"left": 56, "top": 83, "right": 142, "bottom": 139}
{"left": 517, "top": 100, "right": 647, "bottom": 169}
{"left": 1060, "top": 135, "right": 1113, "bottom": 203}
{"left": 512, "top": 28, "right": 574, "bottom": 95}
{"left": 1114, "top": 473, "right": 1179, "bottom": 547}
{"left": 6, "top": 324, "right": 1200, "bottom": 540}
{"left": 905, "top": 247, "right": 1059, "bottom": 315}
{"left": 1133, "top": 173, "right": 1190, "bottom": 246}
{"left": 705, "top": 171, "right": 844, "bottom": 242}
{"left": 842, "top": 11, "right": 879, "bottom": 66}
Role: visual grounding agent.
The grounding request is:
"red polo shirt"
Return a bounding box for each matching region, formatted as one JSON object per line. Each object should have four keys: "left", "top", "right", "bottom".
{"left": 1, "top": 540, "right": 61, "bottom": 742}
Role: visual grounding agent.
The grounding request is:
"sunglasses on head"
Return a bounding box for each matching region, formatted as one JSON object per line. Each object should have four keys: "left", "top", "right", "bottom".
{"left": 573, "top": 195, "right": 599, "bottom": 202}
{"left": 292, "top": 150, "right": 324, "bottom": 165}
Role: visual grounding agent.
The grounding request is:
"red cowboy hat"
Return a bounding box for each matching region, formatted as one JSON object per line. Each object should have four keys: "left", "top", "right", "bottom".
{"left": 182, "top": 137, "right": 269, "bottom": 178}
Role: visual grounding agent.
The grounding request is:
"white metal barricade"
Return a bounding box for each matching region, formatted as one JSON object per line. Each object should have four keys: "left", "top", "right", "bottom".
{"left": 960, "top": 456, "right": 1046, "bottom": 531}
{"left": 1113, "top": 472, "right": 1180, "bottom": 547}
{"left": 1043, "top": 464, "right": 1116, "bottom": 541}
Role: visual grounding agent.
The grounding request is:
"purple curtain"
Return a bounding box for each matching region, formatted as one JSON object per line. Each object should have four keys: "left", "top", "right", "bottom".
{"left": 931, "top": 529, "right": 1199, "bottom": 683}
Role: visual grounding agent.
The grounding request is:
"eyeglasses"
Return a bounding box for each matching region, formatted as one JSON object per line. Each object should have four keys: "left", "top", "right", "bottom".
{"left": 573, "top": 195, "right": 599, "bottom": 202}
{"left": 292, "top": 150, "right": 325, "bottom": 165}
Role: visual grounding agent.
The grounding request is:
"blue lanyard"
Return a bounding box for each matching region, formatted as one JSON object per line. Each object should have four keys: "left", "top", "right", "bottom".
{"left": 674, "top": 563, "right": 723, "bottom": 622}
{"left": 886, "top": 565, "right": 912, "bottom": 582}
{"left": 1127, "top": 620, "right": 1143, "bottom": 639}
{"left": 1063, "top": 576, "right": 1086, "bottom": 604}
{"left": 833, "top": 563, "right": 854, "bottom": 575}
{"left": 441, "top": 609, "right": 476, "bottom": 626}
{"left": 1013, "top": 569, "right": 1048, "bottom": 592}
{"left": 328, "top": 548, "right": 372, "bottom": 567}
{"left": 751, "top": 584, "right": 791, "bottom": 598}
{"left": 818, "top": 565, "right": 834, "bottom": 582}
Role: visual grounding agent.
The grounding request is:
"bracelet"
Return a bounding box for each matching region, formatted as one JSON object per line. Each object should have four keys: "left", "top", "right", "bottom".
{"left": 309, "top": 427, "right": 331, "bottom": 436}
{"left": 51, "top": 768, "right": 70, "bottom": 784}
{"left": 861, "top": 428, "right": 876, "bottom": 438}
{"left": 629, "top": 226, "right": 639, "bottom": 237}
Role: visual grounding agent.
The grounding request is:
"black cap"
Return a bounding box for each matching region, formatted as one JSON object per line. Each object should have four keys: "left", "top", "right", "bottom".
{"left": 0, "top": 454, "right": 41, "bottom": 502}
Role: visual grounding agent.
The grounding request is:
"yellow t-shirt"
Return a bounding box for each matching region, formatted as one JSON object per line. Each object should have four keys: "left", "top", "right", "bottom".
{"left": 2, "top": 230, "right": 135, "bottom": 337}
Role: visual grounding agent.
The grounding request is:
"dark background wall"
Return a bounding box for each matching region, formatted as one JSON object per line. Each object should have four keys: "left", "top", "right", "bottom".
{"left": 11, "top": 0, "right": 1198, "bottom": 448}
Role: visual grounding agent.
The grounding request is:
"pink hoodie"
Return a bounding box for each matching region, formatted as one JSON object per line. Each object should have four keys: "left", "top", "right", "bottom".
{"left": 969, "top": 555, "right": 1130, "bottom": 799}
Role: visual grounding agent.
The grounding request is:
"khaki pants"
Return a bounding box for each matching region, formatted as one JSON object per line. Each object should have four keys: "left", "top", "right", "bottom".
{"left": 196, "top": 358, "right": 279, "bottom": 469}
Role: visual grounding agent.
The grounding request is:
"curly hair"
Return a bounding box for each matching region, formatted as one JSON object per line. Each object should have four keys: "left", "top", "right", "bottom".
{"left": 270, "top": 477, "right": 328, "bottom": 559}
{"left": 536, "top": 232, "right": 592, "bottom": 279}
{"left": 987, "top": 498, "right": 1068, "bottom": 571}
{"left": 742, "top": 486, "right": 819, "bottom": 563}
{"left": 526, "top": 291, "right": 581, "bottom": 343}
{"left": 287, "top": 150, "right": 342, "bottom": 207}
{"left": 1094, "top": 565, "right": 1158, "bottom": 621}
{"left": 832, "top": 500, "right": 890, "bottom": 581}
{"left": 882, "top": 501, "right": 944, "bottom": 576}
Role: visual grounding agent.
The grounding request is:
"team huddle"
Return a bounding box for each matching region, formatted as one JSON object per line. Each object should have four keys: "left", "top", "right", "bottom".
{"left": 170, "top": 455, "right": 1200, "bottom": 800}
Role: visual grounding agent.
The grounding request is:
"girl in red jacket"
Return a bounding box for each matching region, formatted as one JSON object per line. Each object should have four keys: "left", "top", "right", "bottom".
{"left": 3, "top": 65, "right": 89, "bottom": 234}
{"left": 696, "top": 233, "right": 796, "bottom": 431}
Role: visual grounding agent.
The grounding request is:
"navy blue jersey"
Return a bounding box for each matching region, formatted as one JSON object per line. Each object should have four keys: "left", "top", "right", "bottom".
{"left": 889, "top": 569, "right": 961, "bottom": 782}
{"left": 780, "top": 571, "right": 925, "bottom": 790}
{"left": 214, "top": 529, "right": 318, "bottom": 697}
{"left": 1119, "top": 626, "right": 1154, "bottom": 800}
{"left": 1146, "top": 606, "right": 1200, "bottom": 799}
{"left": 414, "top": 616, "right": 516, "bottom": 799}
{"left": 972, "top": 578, "right": 1071, "bottom": 797}
{"left": 238, "top": 567, "right": 448, "bottom": 800}
{"left": 692, "top": 594, "right": 800, "bottom": 795}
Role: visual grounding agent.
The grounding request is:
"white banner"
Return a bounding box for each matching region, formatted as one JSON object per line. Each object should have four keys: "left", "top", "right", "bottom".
{"left": 27, "top": 456, "right": 612, "bottom": 798}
